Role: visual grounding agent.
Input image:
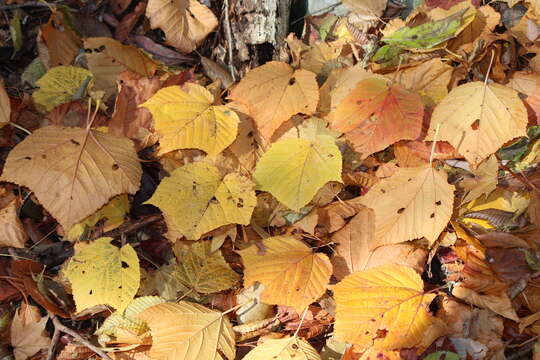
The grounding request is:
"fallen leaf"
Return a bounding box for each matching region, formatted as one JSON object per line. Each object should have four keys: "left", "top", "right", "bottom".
{"left": 171, "top": 240, "right": 240, "bottom": 294}
{"left": 428, "top": 82, "right": 528, "bottom": 167}
{"left": 41, "top": 11, "right": 82, "bottom": 67}
{"left": 65, "top": 237, "right": 140, "bottom": 312}
{"left": 253, "top": 136, "right": 342, "bottom": 211}
{"left": 448, "top": 5, "right": 500, "bottom": 53}
{"left": 84, "top": 37, "right": 158, "bottom": 99}
{"left": 360, "top": 165, "right": 455, "bottom": 249}
{"left": 0, "top": 79, "right": 9, "bottom": 128}
{"left": 327, "top": 77, "right": 424, "bottom": 158}
{"left": 461, "top": 155, "right": 498, "bottom": 203}
{"left": 333, "top": 264, "right": 443, "bottom": 349}
{"left": 244, "top": 336, "right": 320, "bottom": 360}
{"left": 0, "top": 126, "right": 142, "bottom": 231}
{"left": 141, "top": 83, "right": 239, "bottom": 156}
{"left": 33, "top": 66, "right": 93, "bottom": 111}
{"left": 0, "top": 195, "right": 26, "bottom": 248}
{"left": 137, "top": 301, "right": 235, "bottom": 360}
{"left": 238, "top": 236, "right": 332, "bottom": 312}
{"left": 145, "top": 0, "right": 218, "bottom": 53}
{"left": 229, "top": 61, "right": 319, "bottom": 139}
{"left": 10, "top": 303, "right": 50, "bottom": 360}
{"left": 145, "top": 162, "right": 256, "bottom": 240}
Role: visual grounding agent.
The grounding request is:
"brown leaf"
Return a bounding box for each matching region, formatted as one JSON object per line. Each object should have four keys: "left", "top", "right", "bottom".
{"left": 41, "top": 12, "right": 82, "bottom": 67}
{"left": 10, "top": 303, "right": 51, "bottom": 360}
{"left": 115, "top": 2, "right": 146, "bottom": 41}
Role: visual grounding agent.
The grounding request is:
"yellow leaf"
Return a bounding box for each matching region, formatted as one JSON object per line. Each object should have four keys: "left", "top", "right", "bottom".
{"left": 238, "top": 236, "right": 332, "bottom": 312}
{"left": 33, "top": 66, "right": 93, "bottom": 111}
{"left": 67, "top": 194, "right": 129, "bottom": 241}
{"left": 96, "top": 296, "right": 166, "bottom": 346}
{"left": 0, "top": 79, "right": 9, "bottom": 128}
{"left": 253, "top": 136, "right": 342, "bottom": 211}
{"left": 137, "top": 301, "right": 235, "bottom": 360}
{"left": 428, "top": 82, "right": 527, "bottom": 167}
{"left": 171, "top": 240, "right": 240, "bottom": 294}
{"left": 141, "top": 84, "right": 239, "bottom": 156}
{"left": 146, "top": 162, "right": 256, "bottom": 240}
{"left": 243, "top": 336, "right": 321, "bottom": 360}
{"left": 65, "top": 237, "right": 140, "bottom": 312}
{"left": 146, "top": 0, "right": 218, "bottom": 53}
{"left": 333, "top": 264, "right": 440, "bottom": 349}
{"left": 0, "top": 126, "right": 142, "bottom": 231}
{"left": 360, "top": 165, "right": 455, "bottom": 248}
{"left": 84, "top": 37, "right": 157, "bottom": 99}
{"left": 460, "top": 155, "right": 498, "bottom": 203}
{"left": 229, "top": 61, "right": 319, "bottom": 139}
{"left": 10, "top": 304, "right": 50, "bottom": 360}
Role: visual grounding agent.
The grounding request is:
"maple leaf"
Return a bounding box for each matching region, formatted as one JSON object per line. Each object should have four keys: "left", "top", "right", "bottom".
{"left": 0, "top": 125, "right": 142, "bottom": 231}
{"left": 238, "top": 236, "right": 332, "bottom": 312}
{"left": 360, "top": 165, "right": 455, "bottom": 249}
{"left": 428, "top": 81, "right": 528, "bottom": 167}
{"left": 141, "top": 83, "right": 240, "bottom": 156}
{"left": 327, "top": 77, "right": 424, "bottom": 158}
{"left": 146, "top": 0, "right": 218, "bottom": 53}
{"left": 146, "top": 161, "right": 256, "bottom": 240}
{"left": 333, "top": 264, "right": 445, "bottom": 349}
{"left": 229, "top": 61, "right": 319, "bottom": 139}
{"left": 137, "top": 301, "right": 236, "bottom": 360}
{"left": 10, "top": 304, "right": 51, "bottom": 360}
{"left": 65, "top": 237, "right": 140, "bottom": 312}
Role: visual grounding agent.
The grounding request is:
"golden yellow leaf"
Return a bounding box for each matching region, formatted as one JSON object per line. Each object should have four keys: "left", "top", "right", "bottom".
{"left": 461, "top": 155, "right": 498, "bottom": 203}
{"left": 33, "top": 66, "right": 93, "bottom": 111}
{"left": 96, "top": 296, "right": 166, "bottom": 346}
{"left": 67, "top": 194, "right": 129, "bottom": 241}
{"left": 360, "top": 165, "right": 455, "bottom": 249}
{"left": 253, "top": 136, "right": 342, "bottom": 211}
{"left": 0, "top": 79, "right": 9, "bottom": 128}
{"left": 0, "top": 195, "right": 27, "bottom": 248}
{"left": 146, "top": 162, "right": 256, "bottom": 240}
{"left": 137, "top": 301, "right": 235, "bottom": 360}
{"left": 238, "top": 236, "right": 332, "bottom": 312}
{"left": 333, "top": 264, "right": 441, "bottom": 349}
{"left": 84, "top": 37, "right": 157, "bottom": 99}
{"left": 171, "top": 241, "right": 240, "bottom": 294}
{"left": 65, "top": 237, "right": 140, "bottom": 312}
{"left": 428, "top": 82, "right": 527, "bottom": 167}
{"left": 243, "top": 336, "right": 320, "bottom": 360}
{"left": 229, "top": 61, "right": 319, "bottom": 139}
{"left": 146, "top": 0, "right": 218, "bottom": 53}
{"left": 10, "top": 304, "right": 50, "bottom": 360}
{"left": 141, "top": 83, "right": 239, "bottom": 156}
{"left": 0, "top": 126, "right": 142, "bottom": 231}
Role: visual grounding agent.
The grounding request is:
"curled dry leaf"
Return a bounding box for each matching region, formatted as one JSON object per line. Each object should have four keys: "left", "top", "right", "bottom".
{"left": 238, "top": 236, "right": 332, "bottom": 312}
{"left": 145, "top": 0, "right": 218, "bottom": 54}
{"left": 229, "top": 61, "right": 319, "bottom": 140}
{"left": 0, "top": 126, "right": 142, "bottom": 231}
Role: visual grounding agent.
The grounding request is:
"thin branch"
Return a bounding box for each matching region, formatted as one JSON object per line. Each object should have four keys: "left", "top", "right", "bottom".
{"left": 50, "top": 314, "right": 113, "bottom": 360}
{"left": 46, "top": 325, "right": 61, "bottom": 360}
{"left": 222, "top": 0, "right": 235, "bottom": 82}
{"left": 0, "top": 1, "right": 50, "bottom": 10}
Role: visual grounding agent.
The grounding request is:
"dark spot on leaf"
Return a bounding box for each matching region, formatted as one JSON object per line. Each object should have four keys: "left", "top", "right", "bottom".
{"left": 247, "top": 131, "right": 253, "bottom": 138}
{"left": 430, "top": 213, "right": 435, "bottom": 218}
{"left": 210, "top": 196, "right": 218, "bottom": 204}
{"left": 397, "top": 208, "right": 405, "bottom": 214}
{"left": 328, "top": 154, "right": 334, "bottom": 158}
{"left": 89, "top": 290, "right": 93, "bottom": 295}
{"left": 435, "top": 200, "right": 441, "bottom": 205}
{"left": 121, "top": 261, "right": 129, "bottom": 268}
{"left": 24, "top": 156, "right": 31, "bottom": 160}
{"left": 471, "top": 119, "right": 480, "bottom": 130}
{"left": 407, "top": 178, "right": 412, "bottom": 182}
{"left": 112, "top": 163, "right": 119, "bottom": 170}
{"left": 237, "top": 198, "right": 244, "bottom": 208}
{"left": 291, "top": 344, "right": 298, "bottom": 350}
{"left": 41, "top": 154, "right": 46, "bottom": 159}
{"left": 82, "top": 270, "right": 85, "bottom": 274}
{"left": 295, "top": 287, "right": 300, "bottom": 291}
{"left": 381, "top": 189, "right": 386, "bottom": 194}
{"left": 289, "top": 77, "right": 296, "bottom": 85}
{"left": 70, "top": 139, "right": 80, "bottom": 146}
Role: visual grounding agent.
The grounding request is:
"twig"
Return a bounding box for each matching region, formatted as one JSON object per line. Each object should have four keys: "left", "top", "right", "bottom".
{"left": 50, "top": 314, "right": 113, "bottom": 360}
{"left": 98, "top": 214, "right": 163, "bottom": 239}
{"left": 46, "top": 325, "right": 61, "bottom": 360}
{"left": 293, "top": 307, "right": 309, "bottom": 338}
{"left": 0, "top": 1, "right": 50, "bottom": 10}
{"left": 222, "top": 0, "right": 235, "bottom": 82}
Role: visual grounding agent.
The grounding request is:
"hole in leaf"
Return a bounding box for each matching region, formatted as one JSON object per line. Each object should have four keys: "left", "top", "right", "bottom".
{"left": 121, "top": 261, "right": 129, "bottom": 268}
{"left": 471, "top": 119, "right": 480, "bottom": 130}
{"left": 289, "top": 77, "right": 296, "bottom": 85}
{"left": 112, "top": 163, "right": 119, "bottom": 170}
{"left": 70, "top": 139, "right": 80, "bottom": 146}
{"left": 430, "top": 213, "right": 435, "bottom": 218}
{"left": 24, "top": 156, "right": 31, "bottom": 160}
{"left": 397, "top": 208, "right": 405, "bottom": 214}
{"left": 435, "top": 200, "right": 441, "bottom": 205}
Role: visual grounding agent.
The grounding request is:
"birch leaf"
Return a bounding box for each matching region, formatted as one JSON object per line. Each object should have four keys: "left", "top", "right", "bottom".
{"left": 65, "top": 237, "right": 140, "bottom": 313}
{"left": 0, "top": 126, "right": 142, "bottom": 231}
{"left": 145, "top": 162, "right": 256, "bottom": 240}
{"left": 253, "top": 136, "right": 342, "bottom": 211}
{"left": 141, "top": 83, "right": 239, "bottom": 156}
{"left": 137, "top": 301, "right": 235, "bottom": 360}
{"left": 428, "top": 82, "right": 527, "bottom": 167}
{"left": 229, "top": 62, "right": 319, "bottom": 139}
{"left": 244, "top": 336, "right": 321, "bottom": 360}
{"left": 360, "top": 165, "right": 455, "bottom": 249}
{"left": 238, "top": 236, "right": 332, "bottom": 312}
{"left": 461, "top": 155, "right": 499, "bottom": 203}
